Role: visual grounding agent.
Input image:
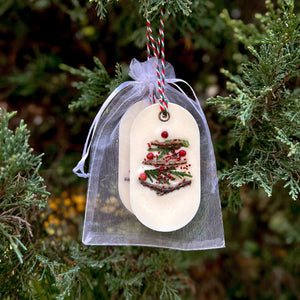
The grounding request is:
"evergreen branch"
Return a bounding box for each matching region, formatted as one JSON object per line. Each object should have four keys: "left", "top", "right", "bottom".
{"left": 145, "top": 168, "right": 167, "bottom": 184}
{"left": 170, "top": 169, "right": 192, "bottom": 179}
{"left": 60, "top": 58, "right": 128, "bottom": 111}
{"left": 148, "top": 147, "right": 170, "bottom": 160}
{"left": 275, "top": 127, "right": 300, "bottom": 159}
{"left": 145, "top": 166, "right": 192, "bottom": 185}
{"left": 251, "top": 71, "right": 296, "bottom": 128}
{"left": 89, "top": 0, "right": 193, "bottom": 19}
{"left": 60, "top": 57, "right": 110, "bottom": 111}
{"left": 0, "top": 109, "right": 49, "bottom": 264}
{"left": 209, "top": 0, "right": 300, "bottom": 200}
{"left": 157, "top": 149, "right": 171, "bottom": 160}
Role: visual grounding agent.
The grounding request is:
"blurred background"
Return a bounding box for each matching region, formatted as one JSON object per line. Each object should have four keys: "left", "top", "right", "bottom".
{"left": 0, "top": 0, "right": 299, "bottom": 299}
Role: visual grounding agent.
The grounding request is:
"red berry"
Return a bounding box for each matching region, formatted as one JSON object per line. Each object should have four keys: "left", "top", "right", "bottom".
{"left": 147, "top": 152, "right": 154, "bottom": 160}
{"left": 161, "top": 131, "right": 168, "bottom": 138}
{"left": 179, "top": 150, "right": 186, "bottom": 157}
{"left": 139, "top": 173, "right": 147, "bottom": 181}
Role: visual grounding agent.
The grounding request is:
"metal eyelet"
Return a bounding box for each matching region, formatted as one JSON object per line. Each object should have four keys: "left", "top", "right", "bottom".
{"left": 159, "top": 111, "right": 170, "bottom": 122}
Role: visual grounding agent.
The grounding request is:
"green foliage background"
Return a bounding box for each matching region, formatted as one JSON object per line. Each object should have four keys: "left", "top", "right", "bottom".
{"left": 0, "top": 0, "right": 299, "bottom": 299}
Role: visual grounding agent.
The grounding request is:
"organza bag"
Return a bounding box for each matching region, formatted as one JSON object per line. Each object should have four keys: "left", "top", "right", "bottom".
{"left": 73, "top": 58, "right": 225, "bottom": 250}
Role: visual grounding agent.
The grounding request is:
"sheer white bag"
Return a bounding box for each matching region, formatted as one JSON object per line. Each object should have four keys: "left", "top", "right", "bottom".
{"left": 74, "top": 58, "right": 225, "bottom": 250}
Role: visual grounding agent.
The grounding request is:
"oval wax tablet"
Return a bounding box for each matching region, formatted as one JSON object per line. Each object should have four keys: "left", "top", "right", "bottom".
{"left": 130, "top": 103, "right": 201, "bottom": 232}
{"left": 118, "top": 101, "right": 148, "bottom": 212}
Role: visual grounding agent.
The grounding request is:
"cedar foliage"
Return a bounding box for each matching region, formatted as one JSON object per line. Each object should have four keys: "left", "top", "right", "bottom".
{"left": 0, "top": 110, "right": 49, "bottom": 263}
{"left": 91, "top": 0, "right": 193, "bottom": 19}
{"left": 0, "top": 0, "right": 299, "bottom": 299}
{"left": 208, "top": 0, "right": 300, "bottom": 201}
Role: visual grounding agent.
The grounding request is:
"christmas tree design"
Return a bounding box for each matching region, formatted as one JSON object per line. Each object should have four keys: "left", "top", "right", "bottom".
{"left": 138, "top": 131, "right": 192, "bottom": 196}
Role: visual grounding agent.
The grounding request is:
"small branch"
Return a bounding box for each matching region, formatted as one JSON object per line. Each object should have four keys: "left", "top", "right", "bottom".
{"left": 0, "top": 212, "right": 33, "bottom": 237}
{"left": 266, "top": 74, "right": 291, "bottom": 105}
{"left": 63, "top": 255, "right": 77, "bottom": 266}
{"left": 151, "top": 140, "right": 183, "bottom": 149}
{"left": 140, "top": 180, "right": 192, "bottom": 196}
{"left": 143, "top": 160, "right": 187, "bottom": 166}
{"left": 252, "top": 74, "right": 292, "bottom": 128}
{"left": 11, "top": 250, "right": 34, "bottom": 274}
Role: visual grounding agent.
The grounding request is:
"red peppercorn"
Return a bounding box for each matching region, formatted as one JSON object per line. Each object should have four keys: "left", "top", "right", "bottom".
{"left": 139, "top": 173, "right": 147, "bottom": 181}
{"left": 147, "top": 152, "right": 154, "bottom": 160}
{"left": 179, "top": 150, "right": 186, "bottom": 157}
{"left": 161, "top": 131, "right": 168, "bottom": 138}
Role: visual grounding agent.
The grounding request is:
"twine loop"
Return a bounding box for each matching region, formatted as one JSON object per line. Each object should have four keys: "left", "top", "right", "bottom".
{"left": 146, "top": 9, "right": 168, "bottom": 118}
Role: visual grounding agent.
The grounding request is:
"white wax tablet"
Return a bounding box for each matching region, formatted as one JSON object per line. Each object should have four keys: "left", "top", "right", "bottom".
{"left": 130, "top": 103, "right": 201, "bottom": 232}
{"left": 118, "top": 101, "right": 148, "bottom": 212}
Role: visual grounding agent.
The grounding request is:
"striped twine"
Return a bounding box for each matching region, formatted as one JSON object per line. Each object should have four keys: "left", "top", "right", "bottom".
{"left": 146, "top": 24, "right": 155, "bottom": 103}
{"left": 157, "top": 9, "right": 167, "bottom": 114}
{"left": 146, "top": 9, "right": 168, "bottom": 115}
{"left": 146, "top": 19, "right": 158, "bottom": 58}
{"left": 146, "top": 30, "right": 151, "bottom": 60}
{"left": 146, "top": 18, "right": 159, "bottom": 104}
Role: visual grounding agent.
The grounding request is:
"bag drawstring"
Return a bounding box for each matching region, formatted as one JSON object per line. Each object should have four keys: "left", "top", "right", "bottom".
{"left": 73, "top": 81, "right": 131, "bottom": 177}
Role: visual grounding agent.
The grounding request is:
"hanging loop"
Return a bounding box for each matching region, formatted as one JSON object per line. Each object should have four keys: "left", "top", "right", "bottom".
{"left": 146, "top": 9, "right": 168, "bottom": 114}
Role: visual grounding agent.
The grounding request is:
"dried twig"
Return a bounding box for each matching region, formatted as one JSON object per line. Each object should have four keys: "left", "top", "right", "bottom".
{"left": 151, "top": 140, "right": 183, "bottom": 149}
{"left": 140, "top": 180, "right": 192, "bottom": 196}
{"left": 143, "top": 160, "right": 187, "bottom": 166}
